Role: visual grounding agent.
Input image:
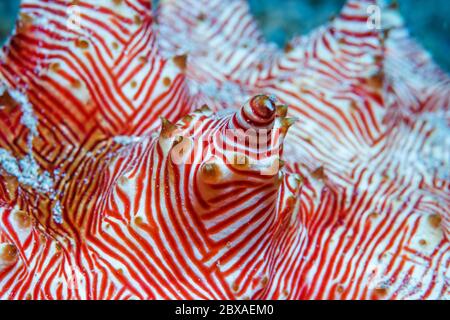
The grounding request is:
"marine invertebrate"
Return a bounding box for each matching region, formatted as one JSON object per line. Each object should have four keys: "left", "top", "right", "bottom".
{"left": 0, "top": 0, "right": 448, "bottom": 299}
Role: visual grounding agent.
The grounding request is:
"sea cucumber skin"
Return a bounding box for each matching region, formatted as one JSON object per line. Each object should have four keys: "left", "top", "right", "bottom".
{"left": 0, "top": 0, "right": 449, "bottom": 300}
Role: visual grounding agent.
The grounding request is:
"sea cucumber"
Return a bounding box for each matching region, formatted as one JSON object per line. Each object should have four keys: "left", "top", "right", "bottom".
{"left": 0, "top": 0, "right": 448, "bottom": 300}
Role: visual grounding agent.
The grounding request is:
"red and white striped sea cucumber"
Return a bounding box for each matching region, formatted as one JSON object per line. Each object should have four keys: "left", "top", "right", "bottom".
{"left": 0, "top": 0, "right": 448, "bottom": 299}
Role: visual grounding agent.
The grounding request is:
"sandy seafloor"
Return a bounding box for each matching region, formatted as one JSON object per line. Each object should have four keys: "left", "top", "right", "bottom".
{"left": 0, "top": 0, "right": 449, "bottom": 71}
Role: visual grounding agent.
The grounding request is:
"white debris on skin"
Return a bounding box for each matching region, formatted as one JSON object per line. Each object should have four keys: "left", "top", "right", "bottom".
{"left": 0, "top": 85, "right": 63, "bottom": 224}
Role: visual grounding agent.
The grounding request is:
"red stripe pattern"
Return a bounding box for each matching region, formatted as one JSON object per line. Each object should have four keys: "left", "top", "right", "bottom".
{"left": 0, "top": 0, "right": 448, "bottom": 299}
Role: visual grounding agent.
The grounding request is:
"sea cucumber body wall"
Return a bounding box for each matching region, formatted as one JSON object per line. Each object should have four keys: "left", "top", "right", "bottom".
{"left": 0, "top": 0, "right": 448, "bottom": 300}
